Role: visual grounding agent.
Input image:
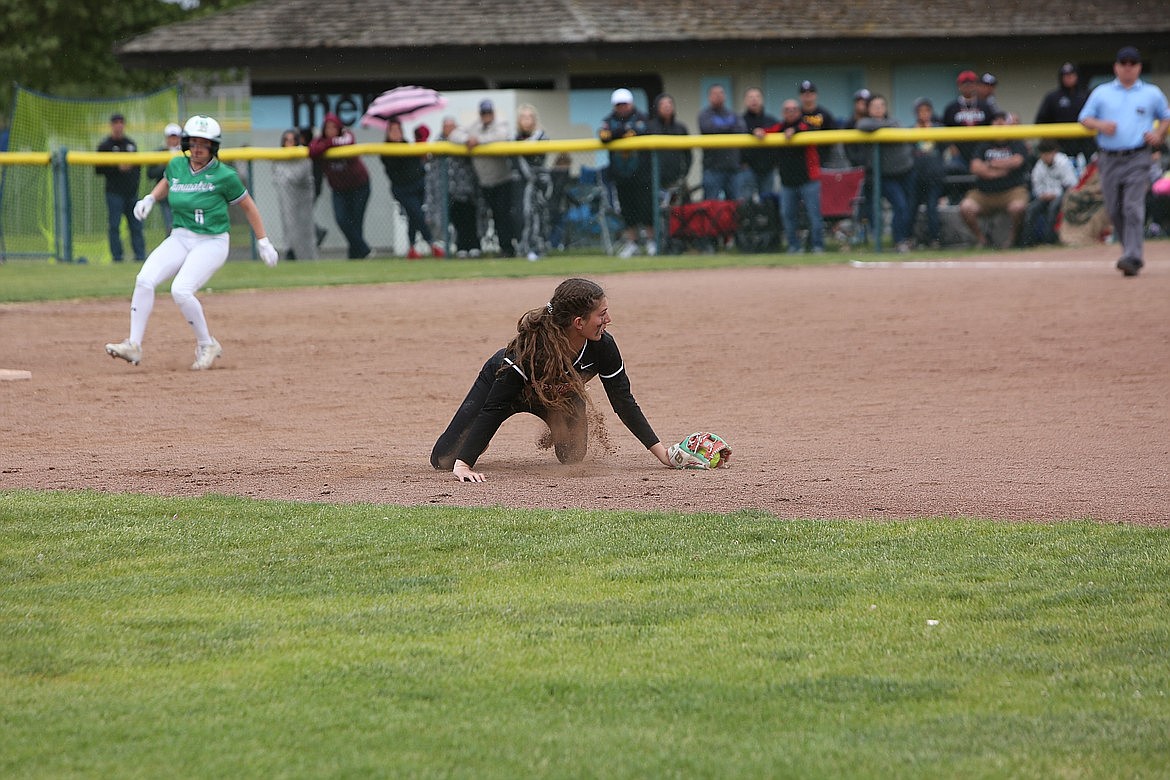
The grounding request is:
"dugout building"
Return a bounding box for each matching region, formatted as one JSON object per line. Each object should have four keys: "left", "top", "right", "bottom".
{"left": 118, "top": 0, "right": 1169, "bottom": 141}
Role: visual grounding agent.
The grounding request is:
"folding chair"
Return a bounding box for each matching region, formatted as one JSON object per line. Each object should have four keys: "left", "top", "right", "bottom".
{"left": 562, "top": 166, "right": 620, "bottom": 254}
{"left": 820, "top": 167, "right": 866, "bottom": 246}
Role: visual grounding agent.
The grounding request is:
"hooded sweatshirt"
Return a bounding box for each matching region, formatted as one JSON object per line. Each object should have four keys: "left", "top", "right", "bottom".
{"left": 1034, "top": 66, "right": 1094, "bottom": 160}
{"left": 1035, "top": 67, "right": 1089, "bottom": 125}
{"left": 308, "top": 113, "right": 370, "bottom": 192}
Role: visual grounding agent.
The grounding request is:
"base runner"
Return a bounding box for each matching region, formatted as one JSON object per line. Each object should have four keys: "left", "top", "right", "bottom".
{"left": 104, "top": 115, "right": 278, "bottom": 370}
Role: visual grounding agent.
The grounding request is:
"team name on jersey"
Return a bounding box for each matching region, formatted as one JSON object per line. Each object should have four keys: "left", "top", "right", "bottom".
{"left": 169, "top": 180, "right": 217, "bottom": 193}
{"left": 953, "top": 108, "right": 986, "bottom": 126}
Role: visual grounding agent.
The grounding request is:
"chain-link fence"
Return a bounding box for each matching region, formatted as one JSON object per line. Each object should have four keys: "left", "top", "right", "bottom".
{"left": 2, "top": 123, "right": 1098, "bottom": 263}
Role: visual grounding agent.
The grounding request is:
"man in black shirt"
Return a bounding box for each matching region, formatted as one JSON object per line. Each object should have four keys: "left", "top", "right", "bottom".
{"left": 95, "top": 113, "right": 145, "bottom": 262}
{"left": 958, "top": 112, "right": 1030, "bottom": 249}
{"left": 942, "top": 71, "right": 994, "bottom": 176}
{"left": 797, "top": 80, "right": 838, "bottom": 168}
{"left": 1035, "top": 62, "right": 1094, "bottom": 163}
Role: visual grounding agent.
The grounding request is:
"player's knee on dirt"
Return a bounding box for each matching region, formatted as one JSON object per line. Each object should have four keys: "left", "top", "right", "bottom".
{"left": 554, "top": 438, "right": 587, "bottom": 464}
{"left": 547, "top": 405, "right": 587, "bottom": 464}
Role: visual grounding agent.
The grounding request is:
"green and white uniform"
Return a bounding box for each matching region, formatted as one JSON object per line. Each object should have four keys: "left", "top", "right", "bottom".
{"left": 126, "top": 156, "right": 251, "bottom": 349}
{"left": 164, "top": 156, "right": 247, "bottom": 235}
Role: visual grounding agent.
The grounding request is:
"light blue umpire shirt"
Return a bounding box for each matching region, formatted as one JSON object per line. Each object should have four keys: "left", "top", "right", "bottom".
{"left": 1079, "top": 78, "right": 1170, "bottom": 151}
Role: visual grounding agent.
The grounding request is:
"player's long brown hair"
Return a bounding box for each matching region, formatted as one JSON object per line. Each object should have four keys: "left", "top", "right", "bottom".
{"left": 506, "top": 278, "right": 604, "bottom": 412}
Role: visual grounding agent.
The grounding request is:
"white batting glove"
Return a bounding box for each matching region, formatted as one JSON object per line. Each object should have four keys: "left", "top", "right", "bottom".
{"left": 133, "top": 195, "right": 154, "bottom": 222}
{"left": 257, "top": 237, "right": 279, "bottom": 268}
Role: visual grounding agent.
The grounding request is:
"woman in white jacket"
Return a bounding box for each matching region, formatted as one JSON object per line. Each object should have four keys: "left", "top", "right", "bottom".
{"left": 272, "top": 129, "right": 318, "bottom": 260}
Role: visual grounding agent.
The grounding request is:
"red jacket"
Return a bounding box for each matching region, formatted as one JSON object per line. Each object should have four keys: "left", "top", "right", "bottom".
{"left": 308, "top": 113, "right": 370, "bottom": 192}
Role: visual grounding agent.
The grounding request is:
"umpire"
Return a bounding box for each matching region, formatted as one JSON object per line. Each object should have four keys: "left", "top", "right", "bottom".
{"left": 1079, "top": 46, "right": 1170, "bottom": 276}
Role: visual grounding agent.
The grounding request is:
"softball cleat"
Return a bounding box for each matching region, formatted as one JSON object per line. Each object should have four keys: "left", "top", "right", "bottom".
{"left": 105, "top": 340, "right": 142, "bottom": 365}
{"left": 190, "top": 339, "right": 222, "bottom": 370}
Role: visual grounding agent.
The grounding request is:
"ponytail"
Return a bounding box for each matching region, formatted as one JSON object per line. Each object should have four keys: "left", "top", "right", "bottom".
{"left": 506, "top": 278, "right": 605, "bottom": 411}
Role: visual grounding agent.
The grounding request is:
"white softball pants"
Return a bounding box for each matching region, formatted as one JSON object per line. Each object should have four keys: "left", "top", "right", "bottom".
{"left": 128, "top": 227, "right": 229, "bottom": 347}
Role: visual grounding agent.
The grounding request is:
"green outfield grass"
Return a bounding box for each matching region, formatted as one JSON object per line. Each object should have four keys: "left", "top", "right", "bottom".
{"left": 0, "top": 251, "right": 832, "bottom": 304}
{"left": 1, "top": 491, "right": 1167, "bottom": 778}
{"left": 6, "top": 253, "right": 1167, "bottom": 777}
{"left": 0, "top": 245, "right": 945, "bottom": 304}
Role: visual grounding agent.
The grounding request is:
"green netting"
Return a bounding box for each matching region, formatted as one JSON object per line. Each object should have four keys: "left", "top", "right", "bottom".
{"left": 4, "top": 84, "right": 182, "bottom": 263}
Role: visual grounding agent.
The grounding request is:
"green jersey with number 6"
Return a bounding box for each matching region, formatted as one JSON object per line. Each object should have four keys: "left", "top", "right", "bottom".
{"left": 163, "top": 156, "right": 247, "bottom": 235}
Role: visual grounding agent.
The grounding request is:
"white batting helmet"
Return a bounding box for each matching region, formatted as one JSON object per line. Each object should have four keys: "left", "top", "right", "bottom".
{"left": 181, "top": 115, "right": 222, "bottom": 155}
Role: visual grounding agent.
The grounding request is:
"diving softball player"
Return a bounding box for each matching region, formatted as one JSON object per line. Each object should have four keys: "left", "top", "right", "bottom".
{"left": 430, "top": 277, "right": 677, "bottom": 482}
{"left": 104, "top": 115, "right": 279, "bottom": 370}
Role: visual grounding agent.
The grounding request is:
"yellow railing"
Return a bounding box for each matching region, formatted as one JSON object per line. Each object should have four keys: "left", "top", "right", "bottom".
{"left": 0, "top": 122, "right": 1096, "bottom": 166}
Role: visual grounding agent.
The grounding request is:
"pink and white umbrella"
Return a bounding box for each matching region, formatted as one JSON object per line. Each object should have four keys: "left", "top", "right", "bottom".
{"left": 360, "top": 86, "right": 447, "bottom": 130}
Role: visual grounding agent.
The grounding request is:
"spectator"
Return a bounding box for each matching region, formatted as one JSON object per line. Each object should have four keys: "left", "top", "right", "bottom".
{"left": 1148, "top": 144, "right": 1170, "bottom": 237}
{"left": 942, "top": 70, "right": 994, "bottom": 175}
{"left": 1035, "top": 62, "right": 1094, "bottom": 167}
{"left": 978, "top": 73, "right": 1000, "bottom": 110}
{"left": 451, "top": 100, "right": 517, "bottom": 257}
{"left": 430, "top": 115, "right": 481, "bottom": 258}
{"left": 797, "top": 80, "right": 839, "bottom": 168}
{"left": 842, "top": 88, "right": 873, "bottom": 169}
{"left": 308, "top": 113, "right": 372, "bottom": 259}
{"left": 909, "top": 97, "right": 946, "bottom": 248}
{"left": 95, "top": 113, "right": 146, "bottom": 262}
{"left": 857, "top": 95, "right": 916, "bottom": 252}
{"left": 1079, "top": 45, "right": 1170, "bottom": 276}
{"left": 546, "top": 152, "right": 573, "bottom": 250}
{"left": 380, "top": 118, "right": 441, "bottom": 259}
{"left": 760, "top": 99, "right": 824, "bottom": 254}
{"left": 646, "top": 93, "right": 693, "bottom": 202}
{"left": 299, "top": 125, "right": 328, "bottom": 249}
{"left": 272, "top": 128, "right": 318, "bottom": 261}
{"left": 413, "top": 124, "right": 439, "bottom": 244}
{"left": 599, "top": 88, "right": 655, "bottom": 257}
{"left": 959, "top": 111, "right": 1030, "bottom": 249}
{"left": 145, "top": 123, "right": 183, "bottom": 236}
{"left": 697, "top": 84, "right": 747, "bottom": 200}
{"left": 843, "top": 89, "right": 872, "bottom": 130}
{"left": 1025, "top": 138, "right": 1079, "bottom": 245}
{"left": 514, "top": 104, "right": 552, "bottom": 261}
{"left": 740, "top": 87, "right": 779, "bottom": 198}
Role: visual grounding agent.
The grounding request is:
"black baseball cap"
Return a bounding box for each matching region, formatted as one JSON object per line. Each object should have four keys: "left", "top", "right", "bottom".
{"left": 110, "top": 113, "right": 125, "bottom": 122}
{"left": 1059, "top": 62, "right": 1077, "bottom": 75}
{"left": 1116, "top": 46, "right": 1141, "bottom": 63}
{"left": 799, "top": 80, "right": 816, "bottom": 93}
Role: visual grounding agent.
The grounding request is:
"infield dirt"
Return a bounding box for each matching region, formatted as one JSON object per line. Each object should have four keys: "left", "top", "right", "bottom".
{"left": 2, "top": 245, "right": 1167, "bottom": 525}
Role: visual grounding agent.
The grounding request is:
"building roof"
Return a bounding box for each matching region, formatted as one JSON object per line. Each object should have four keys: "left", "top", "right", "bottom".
{"left": 118, "top": 0, "right": 1170, "bottom": 70}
